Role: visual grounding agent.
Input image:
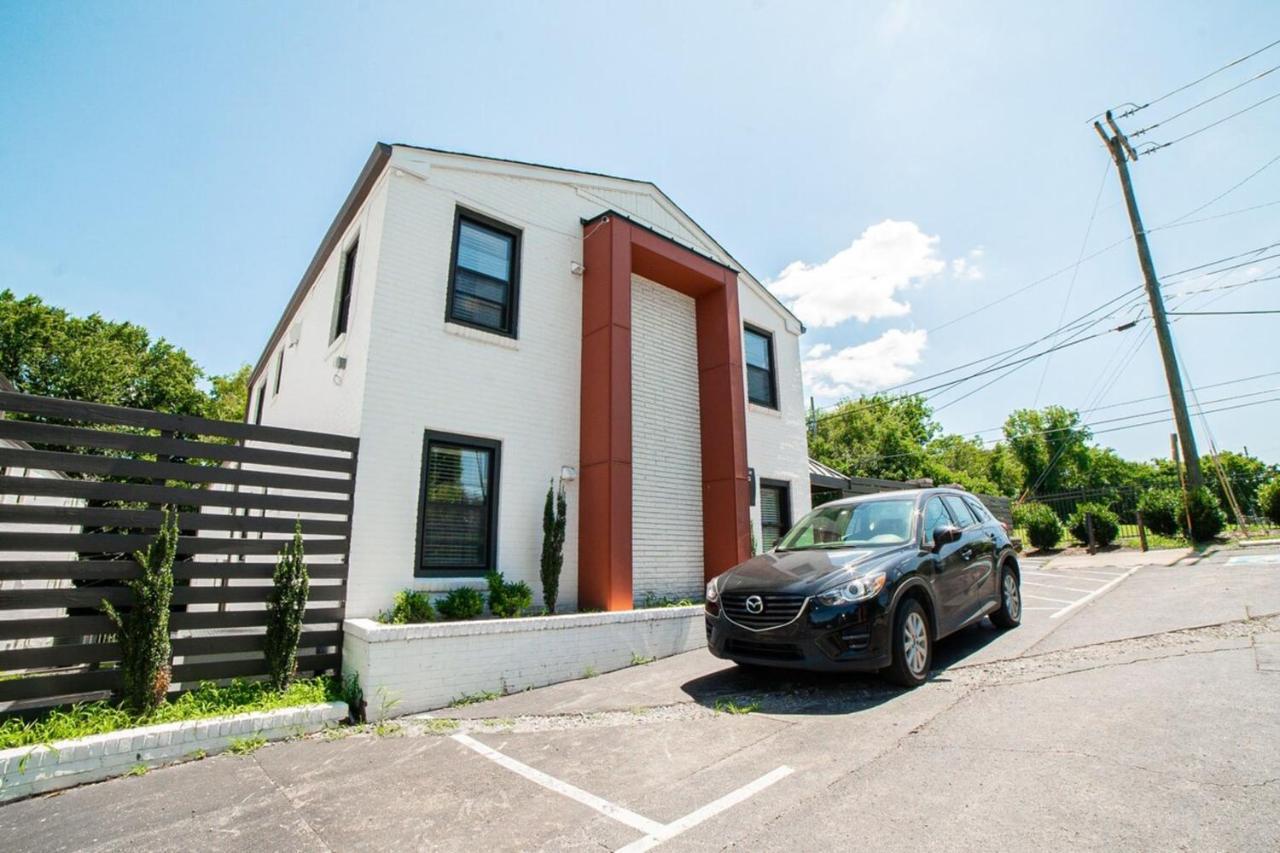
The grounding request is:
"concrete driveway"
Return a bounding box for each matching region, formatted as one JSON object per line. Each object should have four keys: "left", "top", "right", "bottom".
{"left": 4, "top": 546, "right": 1279, "bottom": 852}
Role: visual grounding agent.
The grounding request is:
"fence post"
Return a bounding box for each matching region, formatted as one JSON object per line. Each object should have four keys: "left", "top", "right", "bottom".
{"left": 1085, "top": 513, "right": 1097, "bottom": 555}
{"left": 1136, "top": 510, "right": 1149, "bottom": 552}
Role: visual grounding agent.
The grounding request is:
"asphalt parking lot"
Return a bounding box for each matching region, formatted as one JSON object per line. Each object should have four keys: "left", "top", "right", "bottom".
{"left": 5, "top": 545, "right": 1279, "bottom": 852}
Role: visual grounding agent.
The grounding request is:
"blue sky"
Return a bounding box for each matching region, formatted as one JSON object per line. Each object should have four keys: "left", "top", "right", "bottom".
{"left": 2, "top": 0, "right": 1278, "bottom": 463}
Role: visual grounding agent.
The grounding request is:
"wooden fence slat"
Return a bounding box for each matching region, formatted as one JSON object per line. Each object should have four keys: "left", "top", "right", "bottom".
{"left": 0, "top": 419, "right": 356, "bottom": 473}
{"left": 0, "top": 582, "right": 346, "bottom": 609}
{"left": 0, "top": 475, "right": 353, "bottom": 516}
{"left": 0, "top": 532, "right": 350, "bottom": 556}
{"left": 0, "top": 608, "right": 345, "bottom": 640}
{"left": 0, "top": 560, "right": 349, "bottom": 581}
{"left": 171, "top": 653, "right": 340, "bottom": 685}
{"left": 0, "top": 390, "right": 358, "bottom": 452}
{"left": 0, "top": 447, "right": 353, "bottom": 495}
{"left": 0, "top": 670, "right": 119, "bottom": 702}
{"left": 0, "top": 630, "right": 343, "bottom": 671}
{"left": 0, "top": 504, "right": 351, "bottom": 536}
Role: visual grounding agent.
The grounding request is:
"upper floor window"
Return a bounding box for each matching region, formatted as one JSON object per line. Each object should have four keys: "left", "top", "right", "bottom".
{"left": 272, "top": 349, "right": 284, "bottom": 396}
{"left": 253, "top": 384, "right": 265, "bottom": 424}
{"left": 332, "top": 239, "right": 358, "bottom": 342}
{"left": 447, "top": 210, "right": 521, "bottom": 338}
{"left": 744, "top": 325, "right": 777, "bottom": 409}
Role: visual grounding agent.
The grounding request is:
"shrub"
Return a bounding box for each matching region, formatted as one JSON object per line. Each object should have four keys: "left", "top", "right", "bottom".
{"left": 1181, "top": 486, "right": 1226, "bottom": 542}
{"left": 1012, "top": 502, "right": 1063, "bottom": 550}
{"left": 1067, "top": 502, "right": 1120, "bottom": 547}
{"left": 1259, "top": 477, "right": 1280, "bottom": 525}
{"left": 1137, "top": 489, "right": 1182, "bottom": 536}
{"left": 102, "top": 507, "right": 178, "bottom": 713}
{"left": 378, "top": 589, "right": 436, "bottom": 624}
{"left": 265, "top": 522, "right": 309, "bottom": 691}
{"left": 436, "top": 586, "right": 484, "bottom": 621}
{"left": 487, "top": 571, "right": 533, "bottom": 618}
{"left": 539, "top": 479, "right": 568, "bottom": 613}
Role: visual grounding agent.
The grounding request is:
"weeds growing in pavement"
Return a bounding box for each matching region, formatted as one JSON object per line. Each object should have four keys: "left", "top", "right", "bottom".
{"left": 126, "top": 763, "right": 149, "bottom": 777}
{"left": 714, "top": 698, "right": 762, "bottom": 715}
{"left": 582, "top": 666, "right": 598, "bottom": 679}
{"left": 422, "top": 718, "right": 459, "bottom": 734}
{"left": 449, "top": 690, "right": 501, "bottom": 708}
{"left": 227, "top": 735, "right": 267, "bottom": 756}
{"left": 630, "top": 653, "right": 656, "bottom": 666}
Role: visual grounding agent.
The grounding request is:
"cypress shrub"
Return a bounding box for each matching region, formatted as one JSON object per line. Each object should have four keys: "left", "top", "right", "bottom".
{"left": 1137, "top": 489, "right": 1182, "bottom": 536}
{"left": 102, "top": 507, "right": 178, "bottom": 713}
{"left": 1259, "top": 477, "right": 1280, "bottom": 525}
{"left": 1068, "top": 502, "right": 1120, "bottom": 547}
{"left": 1181, "top": 486, "right": 1226, "bottom": 542}
{"left": 539, "top": 479, "right": 567, "bottom": 613}
{"left": 265, "top": 522, "right": 309, "bottom": 691}
{"left": 1013, "top": 502, "right": 1063, "bottom": 550}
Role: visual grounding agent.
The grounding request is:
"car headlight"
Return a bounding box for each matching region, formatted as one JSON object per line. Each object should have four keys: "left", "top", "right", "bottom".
{"left": 816, "top": 571, "right": 886, "bottom": 606}
{"left": 705, "top": 578, "right": 720, "bottom": 603}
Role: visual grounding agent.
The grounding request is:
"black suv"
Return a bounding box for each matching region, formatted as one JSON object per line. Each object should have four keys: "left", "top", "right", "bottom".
{"left": 706, "top": 488, "right": 1021, "bottom": 687}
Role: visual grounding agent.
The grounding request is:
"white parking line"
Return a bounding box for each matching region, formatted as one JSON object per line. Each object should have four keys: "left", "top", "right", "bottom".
{"left": 1021, "top": 580, "right": 1100, "bottom": 594}
{"left": 1022, "top": 593, "right": 1077, "bottom": 604}
{"left": 1022, "top": 570, "right": 1123, "bottom": 583}
{"left": 1022, "top": 606, "right": 1058, "bottom": 611}
{"left": 451, "top": 732, "right": 793, "bottom": 850}
{"left": 1051, "top": 566, "right": 1140, "bottom": 619}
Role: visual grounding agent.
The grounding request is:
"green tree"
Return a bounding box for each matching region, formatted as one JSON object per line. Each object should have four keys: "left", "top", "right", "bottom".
{"left": 205, "top": 364, "right": 252, "bottom": 422}
{"left": 809, "top": 395, "right": 938, "bottom": 482}
{"left": 265, "top": 522, "right": 309, "bottom": 691}
{"left": 1201, "top": 451, "right": 1278, "bottom": 517}
{"left": 1003, "top": 406, "right": 1092, "bottom": 496}
{"left": 540, "top": 479, "right": 568, "bottom": 613}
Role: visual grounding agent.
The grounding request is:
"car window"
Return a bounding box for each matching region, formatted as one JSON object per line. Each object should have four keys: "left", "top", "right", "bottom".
{"left": 921, "top": 497, "right": 952, "bottom": 544}
{"left": 964, "top": 497, "right": 992, "bottom": 524}
{"left": 777, "top": 499, "right": 915, "bottom": 549}
{"left": 942, "top": 495, "right": 978, "bottom": 528}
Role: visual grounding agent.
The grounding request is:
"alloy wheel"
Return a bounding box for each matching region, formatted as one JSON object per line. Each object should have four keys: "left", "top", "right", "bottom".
{"left": 903, "top": 611, "right": 928, "bottom": 676}
{"left": 1003, "top": 573, "right": 1021, "bottom": 621}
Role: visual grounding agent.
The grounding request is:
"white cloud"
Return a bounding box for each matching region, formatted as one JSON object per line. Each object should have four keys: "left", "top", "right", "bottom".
{"left": 802, "top": 328, "right": 928, "bottom": 400}
{"left": 768, "top": 220, "right": 946, "bottom": 328}
{"left": 950, "top": 247, "right": 985, "bottom": 281}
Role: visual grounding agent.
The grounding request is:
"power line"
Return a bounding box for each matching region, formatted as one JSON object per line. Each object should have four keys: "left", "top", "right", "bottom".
{"left": 1161, "top": 241, "right": 1280, "bottom": 280}
{"left": 1162, "top": 152, "right": 1280, "bottom": 225}
{"left": 1117, "top": 38, "right": 1280, "bottom": 118}
{"left": 1164, "top": 271, "right": 1280, "bottom": 299}
{"left": 1167, "top": 308, "right": 1280, "bottom": 315}
{"left": 1140, "top": 90, "right": 1280, "bottom": 155}
{"left": 1131, "top": 60, "right": 1280, "bottom": 137}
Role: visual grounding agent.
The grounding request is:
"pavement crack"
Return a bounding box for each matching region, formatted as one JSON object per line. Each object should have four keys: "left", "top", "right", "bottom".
{"left": 249, "top": 751, "right": 335, "bottom": 852}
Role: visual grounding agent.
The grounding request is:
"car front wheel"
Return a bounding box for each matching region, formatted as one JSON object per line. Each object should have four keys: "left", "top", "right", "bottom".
{"left": 885, "top": 598, "right": 931, "bottom": 688}
{"left": 990, "top": 564, "right": 1021, "bottom": 629}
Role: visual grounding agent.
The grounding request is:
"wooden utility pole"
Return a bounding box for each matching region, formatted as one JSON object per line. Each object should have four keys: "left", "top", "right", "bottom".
{"left": 1094, "top": 111, "right": 1203, "bottom": 489}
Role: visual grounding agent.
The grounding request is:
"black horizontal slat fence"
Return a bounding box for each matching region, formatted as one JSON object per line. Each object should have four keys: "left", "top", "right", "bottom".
{"left": 0, "top": 389, "right": 358, "bottom": 712}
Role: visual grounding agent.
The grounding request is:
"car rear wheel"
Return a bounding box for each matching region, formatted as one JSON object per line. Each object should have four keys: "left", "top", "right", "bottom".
{"left": 885, "top": 599, "right": 931, "bottom": 688}
{"left": 990, "top": 564, "right": 1021, "bottom": 630}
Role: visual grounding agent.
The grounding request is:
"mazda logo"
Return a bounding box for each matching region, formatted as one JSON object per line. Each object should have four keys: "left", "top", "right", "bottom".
{"left": 745, "top": 595, "right": 765, "bottom": 614}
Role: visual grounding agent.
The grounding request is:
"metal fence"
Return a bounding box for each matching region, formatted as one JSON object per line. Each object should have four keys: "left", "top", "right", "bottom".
{"left": 0, "top": 390, "right": 358, "bottom": 712}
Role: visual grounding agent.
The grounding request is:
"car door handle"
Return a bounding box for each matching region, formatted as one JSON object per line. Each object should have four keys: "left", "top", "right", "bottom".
{"left": 961, "top": 548, "right": 974, "bottom": 561}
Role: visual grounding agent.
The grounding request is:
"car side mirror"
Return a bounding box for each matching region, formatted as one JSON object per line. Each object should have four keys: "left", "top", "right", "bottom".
{"left": 932, "top": 525, "right": 962, "bottom": 552}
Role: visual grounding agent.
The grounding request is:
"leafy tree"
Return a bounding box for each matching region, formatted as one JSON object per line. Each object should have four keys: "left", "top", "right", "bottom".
{"left": 1003, "top": 406, "right": 1092, "bottom": 496}
{"left": 810, "top": 395, "right": 939, "bottom": 482}
{"left": 205, "top": 364, "right": 252, "bottom": 422}
{"left": 101, "top": 508, "right": 178, "bottom": 712}
{"left": 1201, "top": 451, "right": 1278, "bottom": 517}
{"left": 265, "top": 523, "right": 309, "bottom": 691}
{"left": 1259, "top": 477, "right": 1280, "bottom": 525}
{"left": 540, "top": 479, "right": 568, "bottom": 613}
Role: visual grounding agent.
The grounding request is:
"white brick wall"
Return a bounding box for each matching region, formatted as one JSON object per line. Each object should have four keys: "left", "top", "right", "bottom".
{"left": 0, "top": 701, "right": 347, "bottom": 803}
{"left": 342, "top": 608, "right": 705, "bottom": 718}
{"left": 631, "top": 275, "right": 703, "bottom": 602}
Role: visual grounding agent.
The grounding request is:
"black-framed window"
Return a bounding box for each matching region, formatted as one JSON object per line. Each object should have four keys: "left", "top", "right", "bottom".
{"left": 253, "top": 384, "right": 265, "bottom": 424}
{"left": 272, "top": 349, "right": 284, "bottom": 396}
{"left": 744, "top": 326, "right": 778, "bottom": 409}
{"left": 446, "top": 209, "right": 521, "bottom": 337}
{"left": 759, "top": 479, "right": 791, "bottom": 551}
{"left": 332, "top": 239, "right": 357, "bottom": 342}
{"left": 416, "top": 431, "right": 501, "bottom": 575}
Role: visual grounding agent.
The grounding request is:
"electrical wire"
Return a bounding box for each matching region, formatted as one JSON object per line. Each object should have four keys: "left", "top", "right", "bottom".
{"left": 1116, "top": 38, "right": 1280, "bottom": 118}
{"left": 1142, "top": 90, "right": 1280, "bottom": 154}
{"left": 1161, "top": 152, "right": 1280, "bottom": 225}
{"left": 1130, "top": 60, "right": 1280, "bottom": 137}
{"left": 1167, "top": 308, "right": 1280, "bottom": 315}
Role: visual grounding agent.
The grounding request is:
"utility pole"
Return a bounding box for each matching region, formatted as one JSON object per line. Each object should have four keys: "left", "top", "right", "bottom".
{"left": 1094, "top": 111, "right": 1203, "bottom": 489}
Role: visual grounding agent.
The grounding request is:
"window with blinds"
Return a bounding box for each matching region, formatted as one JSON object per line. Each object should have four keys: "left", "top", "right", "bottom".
{"left": 446, "top": 211, "right": 521, "bottom": 337}
{"left": 744, "top": 326, "right": 777, "bottom": 409}
{"left": 417, "top": 432, "right": 501, "bottom": 575}
{"left": 759, "top": 480, "right": 791, "bottom": 551}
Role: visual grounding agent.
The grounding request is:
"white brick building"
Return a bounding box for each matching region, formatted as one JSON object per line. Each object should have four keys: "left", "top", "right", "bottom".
{"left": 249, "top": 144, "right": 810, "bottom": 617}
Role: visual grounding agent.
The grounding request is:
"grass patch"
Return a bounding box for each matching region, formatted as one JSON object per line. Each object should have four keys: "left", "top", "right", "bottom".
{"left": 582, "top": 666, "right": 598, "bottom": 679}
{"left": 0, "top": 677, "right": 337, "bottom": 751}
{"left": 227, "top": 735, "right": 267, "bottom": 756}
{"left": 125, "top": 763, "right": 149, "bottom": 776}
{"left": 449, "top": 689, "right": 501, "bottom": 708}
{"left": 714, "top": 697, "right": 762, "bottom": 715}
{"left": 372, "top": 720, "right": 401, "bottom": 737}
{"left": 422, "top": 718, "right": 459, "bottom": 735}
{"left": 630, "top": 653, "right": 656, "bottom": 666}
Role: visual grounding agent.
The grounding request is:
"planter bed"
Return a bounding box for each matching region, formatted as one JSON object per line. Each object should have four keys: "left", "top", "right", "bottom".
{"left": 0, "top": 700, "right": 347, "bottom": 803}
{"left": 344, "top": 605, "right": 705, "bottom": 718}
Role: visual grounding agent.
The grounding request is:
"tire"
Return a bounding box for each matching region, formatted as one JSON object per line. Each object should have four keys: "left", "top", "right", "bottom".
{"left": 884, "top": 598, "right": 932, "bottom": 688}
{"left": 990, "top": 563, "right": 1022, "bottom": 630}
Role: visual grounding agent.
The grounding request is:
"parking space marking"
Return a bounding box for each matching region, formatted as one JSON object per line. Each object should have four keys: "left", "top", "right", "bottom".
{"left": 1022, "top": 606, "right": 1058, "bottom": 611}
{"left": 451, "top": 732, "right": 793, "bottom": 851}
{"left": 1051, "top": 566, "right": 1140, "bottom": 619}
{"left": 1023, "top": 593, "right": 1077, "bottom": 604}
{"left": 1022, "top": 580, "right": 1100, "bottom": 594}
{"left": 1022, "top": 569, "right": 1123, "bottom": 582}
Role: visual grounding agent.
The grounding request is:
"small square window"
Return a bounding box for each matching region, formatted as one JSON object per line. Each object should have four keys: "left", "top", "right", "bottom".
{"left": 744, "top": 326, "right": 778, "bottom": 409}
{"left": 446, "top": 210, "right": 521, "bottom": 337}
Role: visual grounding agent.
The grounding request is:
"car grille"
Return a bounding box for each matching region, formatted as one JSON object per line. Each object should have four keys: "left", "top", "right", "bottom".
{"left": 725, "top": 638, "right": 803, "bottom": 661}
{"left": 721, "top": 592, "right": 807, "bottom": 629}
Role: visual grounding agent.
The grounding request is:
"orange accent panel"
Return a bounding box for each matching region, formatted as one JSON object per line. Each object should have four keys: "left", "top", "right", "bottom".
{"left": 578, "top": 214, "right": 750, "bottom": 611}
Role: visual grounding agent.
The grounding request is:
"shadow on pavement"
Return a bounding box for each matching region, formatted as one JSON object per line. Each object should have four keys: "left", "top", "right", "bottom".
{"left": 679, "top": 619, "right": 1002, "bottom": 715}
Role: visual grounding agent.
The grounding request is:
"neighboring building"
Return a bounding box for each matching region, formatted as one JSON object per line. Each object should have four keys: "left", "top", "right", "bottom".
{"left": 248, "top": 144, "right": 810, "bottom": 617}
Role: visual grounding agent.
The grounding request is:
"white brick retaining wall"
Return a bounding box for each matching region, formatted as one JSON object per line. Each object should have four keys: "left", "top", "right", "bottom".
{"left": 343, "top": 606, "right": 706, "bottom": 718}
{"left": 0, "top": 700, "right": 348, "bottom": 803}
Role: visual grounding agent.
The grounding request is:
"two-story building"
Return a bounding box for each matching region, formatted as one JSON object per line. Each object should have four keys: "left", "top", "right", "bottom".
{"left": 248, "top": 144, "right": 810, "bottom": 617}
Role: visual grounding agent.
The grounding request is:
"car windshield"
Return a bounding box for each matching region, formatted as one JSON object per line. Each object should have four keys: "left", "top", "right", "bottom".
{"left": 776, "top": 499, "right": 916, "bottom": 550}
